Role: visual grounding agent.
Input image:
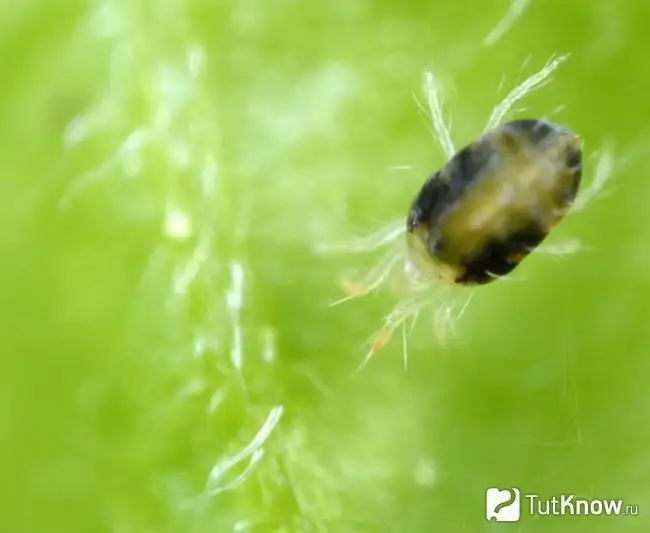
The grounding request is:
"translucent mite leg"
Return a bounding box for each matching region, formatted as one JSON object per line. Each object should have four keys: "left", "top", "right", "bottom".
{"left": 401, "top": 311, "right": 421, "bottom": 371}
{"left": 433, "top": 290, "right": 474, "bottom": 343}
{"left": 355, "top": 294, "right": 431, "bottom": 372}
{"left": 570, "top": 150, "right": 614, "bottom": 213}
{"left": 485, "top": 270, "right": 524, "bottom": 283}
{"left": 484, "top": 0, "right": 534, "bottom": 47}
{"left": 532, "top": 239, "right": 589, "bottom": 256}
{"left": 484, "top": 54, "right": 570, "bottom": 133}
{"left": 315, "top": 218, "right": 404, "bottom": 255}
{"left": 330, "top": 246, "right": 404, "bottom": 307}
{"left": 433, "top": 302, "right": 454, "bottom": 344}
{"left": 420, "top": 70, "right": 456, "bottom": 160}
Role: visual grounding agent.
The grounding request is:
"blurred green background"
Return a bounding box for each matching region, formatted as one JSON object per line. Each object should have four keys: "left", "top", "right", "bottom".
{"left": 2, "top": 0, "right": 650, "bottom": 532}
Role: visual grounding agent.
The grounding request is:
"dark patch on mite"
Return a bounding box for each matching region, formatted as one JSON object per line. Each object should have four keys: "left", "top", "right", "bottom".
{"left": 565, "top": 144, "right": 581, "bottom": 169}
{"left": 407, "top": 136, "right": 494, "bottom": 234}
{"left": 454, "top": 224, "right": 549, "bottom": 285}
{"left": 510, "top": 119, "right": 555, "bottom": 145}
{"left": 407, "top": 170, "right": 449, "bottom": 232}
{"left": 559, "top": 145, "right": 582, "bottom": 206}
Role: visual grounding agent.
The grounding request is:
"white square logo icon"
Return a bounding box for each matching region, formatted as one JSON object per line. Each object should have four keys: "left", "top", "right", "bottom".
{"left": 486, "top": 487, "right": 521, "bottom": 522}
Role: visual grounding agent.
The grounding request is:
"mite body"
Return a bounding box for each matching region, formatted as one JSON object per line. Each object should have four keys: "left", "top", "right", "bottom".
{"left": 319, "top": 56, "right": 611, "bottom": 366}
{"left": 406, "top": 119, "right": 582, "bottom": 285}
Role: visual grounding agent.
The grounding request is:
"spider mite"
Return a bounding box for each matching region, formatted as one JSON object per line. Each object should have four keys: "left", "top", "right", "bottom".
{"left": 406, "top": 118, "right": 581, "bottom": 287}
{"left": 318, "top": 54, "right": 612, "bottom": 369}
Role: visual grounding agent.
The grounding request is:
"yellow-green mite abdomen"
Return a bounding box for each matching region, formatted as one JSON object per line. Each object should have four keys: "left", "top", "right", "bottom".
{"left": 406, "top": 119, "right": 582, "bottom": 285}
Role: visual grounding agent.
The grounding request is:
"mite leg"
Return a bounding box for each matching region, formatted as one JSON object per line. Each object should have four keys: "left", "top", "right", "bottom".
{"left": 356, "top": 294, "right": 431, "bottom": 371}
{"left": 330, "top": 246, "right": 404, "bottom": 307}
{"left": 532, "top": 239, "right": 590, "bottom": 256}
{"left": 315, "top": 218, "right": 404, "bottom": 254}
{"left": 484, "top": 54, "right": 569, "bottom": 132}
{"left": 420, "top": 70, "right": 456, "bottom": 160}
{"left": 570, "top": 149, "right": 614, "bottom": 213}
{"left": 433, "top": 290, "right": 474, "bottom": 343}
